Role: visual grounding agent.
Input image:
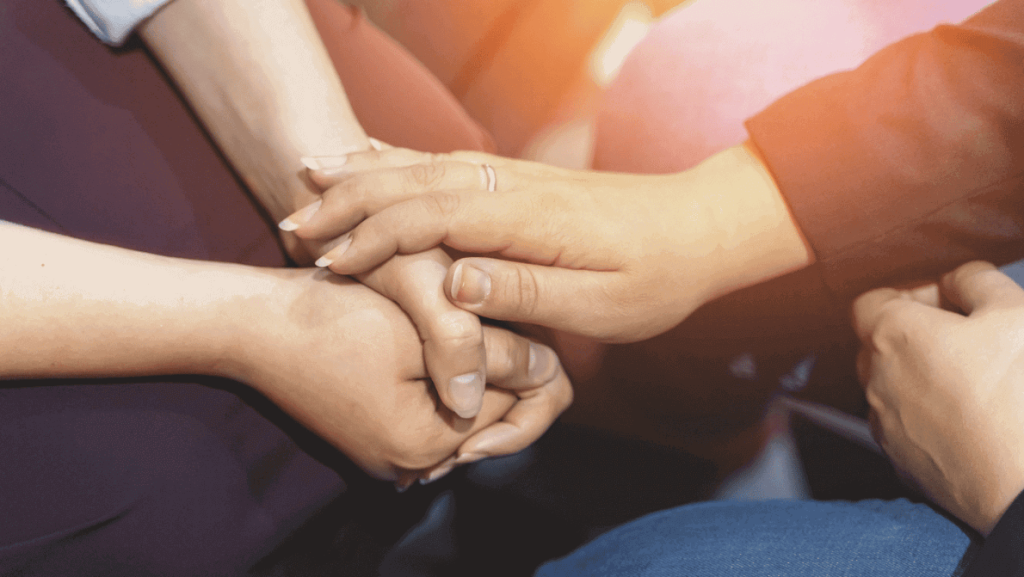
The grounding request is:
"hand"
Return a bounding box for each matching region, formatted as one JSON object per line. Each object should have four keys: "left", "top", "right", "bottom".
{"left": 223, "top": 268, "right": 572, "bottom": 483}
{"left": 141, "top": 0, "right": 498, "bottom": 419}
{"left": 283, "top": 151, "right": 492, "bottom": 419}
{"left": 853, "top": 261, "right": 1024, "bottom": 535}
{"left": 280, "top": 142, "right": 811, "bottom": 342}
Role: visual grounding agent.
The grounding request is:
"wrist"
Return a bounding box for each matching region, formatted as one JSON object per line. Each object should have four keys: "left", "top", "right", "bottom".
{"left": 140, "top": 0, "right": 370, "bottom": 224}
{"left": 682, "top": 141, "right": 814, "bottom": 302}
{"left": 0, "top": 226, "right": 261, "bottom": 381}
{"left": 204, "top": 266, "right": 294, "bottom": 384}
{"left": 973, "top": 470, "right": 1024, "bottom": 536}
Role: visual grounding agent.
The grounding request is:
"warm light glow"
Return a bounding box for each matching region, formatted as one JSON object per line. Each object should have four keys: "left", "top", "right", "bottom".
{"left": 589, "top": 1, "right": 653, "bottom": 87}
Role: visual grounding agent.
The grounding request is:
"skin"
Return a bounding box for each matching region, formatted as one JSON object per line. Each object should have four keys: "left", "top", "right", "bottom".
{"left": 853, "top": 261, "right": 1024, "bottom": 536}
{"left": 283, "top": 140, "right": 813, "bottom": 342}
{"left": 138, "top": 0, "right": 501, "bottom": 420}
{"left": 0, "top": 221, "right": 571, "bottom": 483}
{"left": 280, "top": 139, "right": 812, "bottom": 469}
{"left": 286, "top": 144, "right": 1024, "bottom": 530}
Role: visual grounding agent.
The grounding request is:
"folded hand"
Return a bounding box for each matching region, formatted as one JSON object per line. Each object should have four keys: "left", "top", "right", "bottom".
{"left": 282, "top": 142, "right": 809, "bottom": 342}
{"left": 225, "top": 269, "right": 572, "bottom": 484}
{"left": 853, "top": 261, "right": 1024, "bottom": 535}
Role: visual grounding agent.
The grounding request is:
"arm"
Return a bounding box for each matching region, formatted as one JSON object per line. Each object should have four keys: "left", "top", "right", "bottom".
{"left": 281, "top": 141, "right": 812, "bottom": 342}
{"left": 0, "top": 220, "right": 234, "bottom": 379}
{"left": 137, "top": 0, "right": 366, "bottom": 236}
{"left": 282, "top": 0, "right": 1024, "bottom": 341}
{"left": 0, "top": 219, "right": 570, "bottom": 480}
{"left": 747, "top": 0, "right": 1024, "bottom": 299}
{"left": 137, "top": 0, "right": 497, "bottom": 418}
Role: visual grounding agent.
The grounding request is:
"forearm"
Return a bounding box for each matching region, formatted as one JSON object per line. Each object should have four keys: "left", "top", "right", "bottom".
{"left": 680, "top": 141, "right": 814, "bottom": 304}
{"left": 138, "top": 0, "right": 370, "bottom": 225}
{"left": 0, "top": 221, "right": 264, "bottom": 380}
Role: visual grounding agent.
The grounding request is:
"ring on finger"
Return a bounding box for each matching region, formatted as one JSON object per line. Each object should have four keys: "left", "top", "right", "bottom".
{"left": 481, "top": 163, "right": 497, "bottom": 192}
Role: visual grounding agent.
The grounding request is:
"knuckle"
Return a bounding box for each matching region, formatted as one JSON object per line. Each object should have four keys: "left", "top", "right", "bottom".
{"left": 342, "top": 176, "right": 371, "bottom": 206}
{"left": 408, "top": 162, "right": 448, "bottom": 190}
{"left": 554, "top": 380, "right": 574, "bottom": 412}
{"left": 869, "top": 304, "right": 911, "bottom": 352}
{"left": 864, "top": 388, "right": 886, "bottom": 414}
{"left": 436, "top": 316, "right": 481, "bottom": 350}
{"left": 422, "top": 192, "right": 461, "bottom": 222}
{"left": 387, "top": 427, "right": 444, "bottom": 468}
{"left": 488, "top": 337, "right": 518, "bottom": 379}
{"left": 503, "top": 266, "right": 541, "bottom": 318}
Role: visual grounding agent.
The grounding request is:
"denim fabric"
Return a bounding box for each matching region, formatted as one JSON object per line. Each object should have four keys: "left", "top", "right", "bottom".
{"left": 536, "top": 499, "right": 975, "bottom": 577}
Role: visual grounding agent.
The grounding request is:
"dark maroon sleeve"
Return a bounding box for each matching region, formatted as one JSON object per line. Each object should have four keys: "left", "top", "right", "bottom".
{"left": 746, "top": 0, "right": 1024, "bottom": 298}
{"left": 964, "top": 489, "right": 1024, "bottom": 577}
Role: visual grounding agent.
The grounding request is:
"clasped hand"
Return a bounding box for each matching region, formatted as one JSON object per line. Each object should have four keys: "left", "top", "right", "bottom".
{"left": 281, "top": 141, "right": 807, "bottom": 343}
{"left": 853, "top": 261, "right": 1024, "bottom": 536}
{"left": 228, "top": 268, "right": 571, "bottom": 487}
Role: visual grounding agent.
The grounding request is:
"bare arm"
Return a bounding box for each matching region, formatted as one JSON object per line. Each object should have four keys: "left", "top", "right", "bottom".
{"left": 0, "top": 220, "right": 570, "bottom": 480}
{"left": 283, "top": 141, "right": 813, "bottom": 341}
{"left": 138, "top": 0, "right": 367, "bottom": 237}
{"left": 138, "top": 0, "right": 502, "bottom": 419}
{"left": 0, "top": 220, "right": 242, "bottom": 379}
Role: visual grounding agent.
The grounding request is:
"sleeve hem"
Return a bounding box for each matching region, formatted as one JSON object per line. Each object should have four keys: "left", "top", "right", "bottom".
{"left": 64, "top": 0, "right": 173, "bottom": 45}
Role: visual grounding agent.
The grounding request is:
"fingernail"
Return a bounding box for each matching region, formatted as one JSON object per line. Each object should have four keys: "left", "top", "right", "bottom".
{"left": 455, "top": 452, "right": 487, "bottom": 466}
{"left": 368, "top": 137, "right": 384, "bottom": 151}
{"left": 314, "top": 235, "right": 352, "bottom": 267}
{"left": 462, "top": 428, "right": 517, "bottom": 455}
{"left": 448, "top": 372, "right": 484, "bottom": 418}
{"left": 278, "top": 199, "right": 322, "bottom": 231}
{"left": 394, "top": 479, "right": 414, "bottom": 493}
{"left": 528, "top": 343, "right": 558, "bottom": 383}
{"left": 420, "top": 462, "right": 456, "bottom": 485}
{"left": 450, "top": 262, "right": 491, "bottom": 305}
{"left": 301, "top": 156, "right": 348, "bottom": 171}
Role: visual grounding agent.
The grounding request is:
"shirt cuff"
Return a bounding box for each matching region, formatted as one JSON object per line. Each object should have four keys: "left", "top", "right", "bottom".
{"left": 963, "top": 488, "right": 1024, "bottom": 577}
{"left": 64, "top": 0, "right": 172, "bottom": 45}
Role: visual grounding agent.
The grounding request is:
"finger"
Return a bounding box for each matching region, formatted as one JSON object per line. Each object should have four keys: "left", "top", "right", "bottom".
{"left": 304, "top": 147, "right": 433, "bottom": 189}
{"left": 455, "top": 351, "right": 573, "bottom": 463}
{"left": 413, "top": 326, "right": 553, "bottom": 484}
{"left": 294, "top": 161, "right": 508, "bottom": 240}
{"left": 904, "top": 282, "right": 942, "bottom": 308}
{"left": 480, "top": 327, "right": 562, "bottom": 392}
{"left": 277, "top": 199, "right": 323, "bottom": 233}
{"left": 304, "top": 146, "right": 506, "bottom": 190}
{"left": 358, "top": 251, "right": 488, "bottom": 420}
{"left": 851, "top": 287, "right": 906, "bottom": 343}
{"left": 446, "top": 258, "right": 634, "bottom": 340}
{"left": 418, "top": 454, "right": 458, "bottom": 486}
{"left": 368, "top": 137, "right": 390, "bottom": 151}
{"left": 394, "top": 471, "right": 418, "bottom": 493}
{"left": 318, "top": 190, "right": 553, "bottom": 273}
{"left": 455, "top": 371, "right": 573, "bottom": 462}
{"left": 853, "top": 286, "right": 965, "bottom": 352}
{"left": 941, "top": 261, "right": 1024, "bottom": 315}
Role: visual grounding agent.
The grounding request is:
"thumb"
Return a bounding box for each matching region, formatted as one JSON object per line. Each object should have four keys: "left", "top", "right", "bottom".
{"left": 940, "top": 261, "right": 1024, "bottom": 315}
{"left": 445, "top": 257, "right": 625, "bottom": 340}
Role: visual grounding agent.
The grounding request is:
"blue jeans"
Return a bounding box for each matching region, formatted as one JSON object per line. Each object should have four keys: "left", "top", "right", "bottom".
{"left": 536, "top": 499, "right": 976, "bottom": 577}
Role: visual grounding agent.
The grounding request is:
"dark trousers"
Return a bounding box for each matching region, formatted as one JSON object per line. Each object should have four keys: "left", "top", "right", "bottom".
{"left": 0, "top": 2, "right": 490, "bottom": 574}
